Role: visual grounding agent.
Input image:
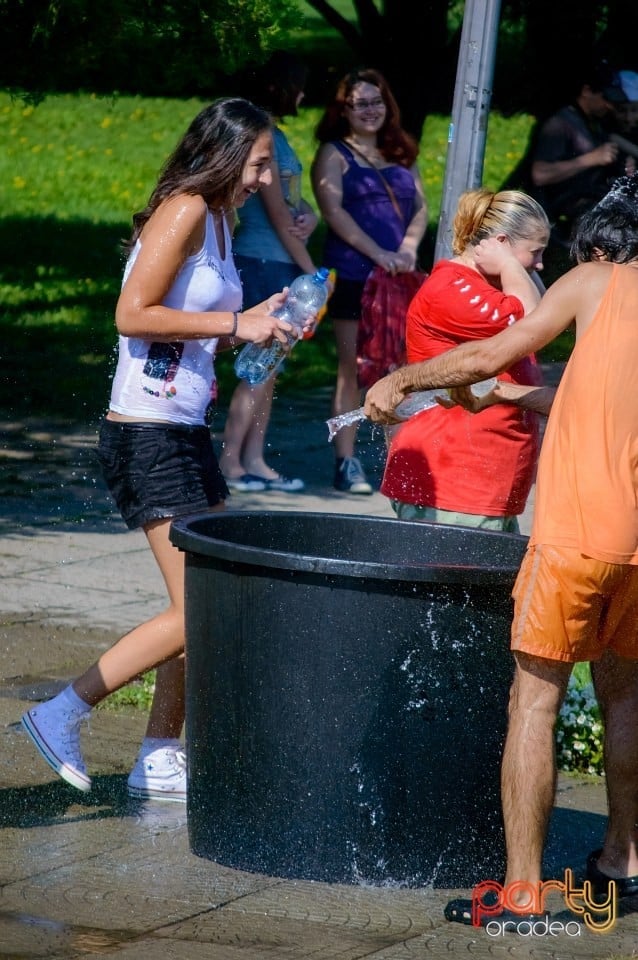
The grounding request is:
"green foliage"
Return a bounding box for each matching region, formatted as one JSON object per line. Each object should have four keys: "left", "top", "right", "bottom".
{"left": 213, "top": 0, "right": 303, "bottom": 75}
{"left": 0, "top": 0, "right": 301, "bottom": 97}
{"left": 2, "top": 0, "right": 635, "bottom": 126}
{"left": 100, "top": 671, "right": 156, "bottom": 711}
{"left": 0, "top": 93, "right": 205, "bottom": 221}
{"left": 556, "top": 664, "right": 605, "bottom": 777}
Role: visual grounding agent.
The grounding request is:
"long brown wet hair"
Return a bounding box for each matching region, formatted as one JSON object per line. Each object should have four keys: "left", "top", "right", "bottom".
{"left": 124, "top": 97, "right": 271, "bottom": 253}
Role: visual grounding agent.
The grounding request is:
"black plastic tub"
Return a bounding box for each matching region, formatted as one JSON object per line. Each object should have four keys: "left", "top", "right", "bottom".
{"left": 170, "top": 511, "right": 527, "bottom": 887}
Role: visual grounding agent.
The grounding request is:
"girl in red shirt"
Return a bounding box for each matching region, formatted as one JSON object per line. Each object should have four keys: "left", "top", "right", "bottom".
{"left": 381, "top": 188, "right": 549, "bottom": 530}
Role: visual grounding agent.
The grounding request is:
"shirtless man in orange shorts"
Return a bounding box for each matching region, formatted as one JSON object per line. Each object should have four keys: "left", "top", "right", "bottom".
{"left": 364, "top": 173, "right": 638, "bottom": 922}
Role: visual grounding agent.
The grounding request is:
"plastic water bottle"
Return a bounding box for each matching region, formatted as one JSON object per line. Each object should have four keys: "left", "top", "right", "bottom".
{"left": 392, "top": 377, "right": 498, "bottom": 418}
{"left": 326, "top": 378, "right": 498, "bottom": 441}
{"left": 393, "top": 390, "right": 447, "bottom": 418}
{"left": 234, "top": 268, "right": 331, "bottom": 385}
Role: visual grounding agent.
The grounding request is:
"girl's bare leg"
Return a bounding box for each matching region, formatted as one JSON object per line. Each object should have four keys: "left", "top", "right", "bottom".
{"left": 240, "top": 377, "right": 279, "bottom": 479}
{"left": 142, "top": 503, "right": 225, "bottom": 740}
{"left": 220, "top": 379, "right": 277, "bottom": 479}
{"left": 332, "top": 318, "right": 361, "bottom": 460}
{"left": 72, "top": 504, "right": 225, "bottom": 730}
{"left": 71, "top": 518, "right": 186, "bottom": 707}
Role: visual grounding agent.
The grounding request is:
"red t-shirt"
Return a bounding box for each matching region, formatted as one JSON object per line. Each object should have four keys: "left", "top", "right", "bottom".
{"left": 381, "top": 260, "right": 542, "bottom": 516}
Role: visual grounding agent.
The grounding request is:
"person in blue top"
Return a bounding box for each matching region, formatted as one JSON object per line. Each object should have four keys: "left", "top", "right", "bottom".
{"left": 220, "top": 51, "right": 320, "bottom": 493}
{"left": 312, "top": 68, "right": 427, "bottom": 493}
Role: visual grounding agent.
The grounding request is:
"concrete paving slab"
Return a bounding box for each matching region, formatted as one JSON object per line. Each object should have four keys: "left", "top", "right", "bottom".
{"left": 0, "top": 621, "right": 117, "bottom": 686}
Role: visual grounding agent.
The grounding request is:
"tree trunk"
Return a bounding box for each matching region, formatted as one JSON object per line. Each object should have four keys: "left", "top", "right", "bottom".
{"left": 368, "top": 0, "right": 452, "bottom": 138}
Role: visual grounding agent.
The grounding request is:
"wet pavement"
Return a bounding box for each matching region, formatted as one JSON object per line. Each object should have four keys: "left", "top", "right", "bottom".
{"left": 2, "top": 375, "right": 638, "bottom": 958}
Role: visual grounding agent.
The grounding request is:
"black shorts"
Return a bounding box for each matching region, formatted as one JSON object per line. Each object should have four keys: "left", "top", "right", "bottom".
{"left": 328, "top": 277, "right": 366, "bottom": 321}
{"left": 95, "top": 420, "right": 228, "bottom": 530}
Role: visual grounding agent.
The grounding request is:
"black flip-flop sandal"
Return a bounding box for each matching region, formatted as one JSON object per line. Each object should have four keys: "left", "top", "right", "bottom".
{"left": 444, "top": 898, "right": 550, "bottom": 929}
{"left": 587, "top": 849, "right": 638, "bottom": 898}
{"left": 444, "top": 898, "right": 474, "bottom": 924}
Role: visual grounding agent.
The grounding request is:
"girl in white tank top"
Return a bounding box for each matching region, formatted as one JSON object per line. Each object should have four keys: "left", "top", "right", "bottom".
{"left": 21, "top": 99, "right": 300, "bottom": 803}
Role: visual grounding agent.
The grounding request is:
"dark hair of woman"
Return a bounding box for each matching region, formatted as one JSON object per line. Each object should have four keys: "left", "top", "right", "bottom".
{"left": 239, "top": 50, "right": 308, "bottom": 119}
{"left": 314, "top": 67, "right": 418, "bottom": 168}
{"left": 125, "top": 97, "right": 271, "bottom": 252}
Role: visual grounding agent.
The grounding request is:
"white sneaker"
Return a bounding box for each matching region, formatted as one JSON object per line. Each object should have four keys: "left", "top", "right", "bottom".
{"left": 127, "top": 746, "right": 187, "bottom": 802}
{"left": 22, "top": 699, "right": 91, "bottom": 792}
{"left": 334, "top": 456, "right": 373, "bottom": 495}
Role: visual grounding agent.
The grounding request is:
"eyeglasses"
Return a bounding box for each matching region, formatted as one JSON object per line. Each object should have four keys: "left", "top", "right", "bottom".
{"left": 346, "top": 97, "right": 385, "bottom": 113}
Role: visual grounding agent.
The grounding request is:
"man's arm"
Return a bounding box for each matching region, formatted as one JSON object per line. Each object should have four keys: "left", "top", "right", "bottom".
{"left": 362, "top": 262, "right": 601, "bottom": 423}
{"left": 531, "top": 142, "right": 619, "bottom": 187}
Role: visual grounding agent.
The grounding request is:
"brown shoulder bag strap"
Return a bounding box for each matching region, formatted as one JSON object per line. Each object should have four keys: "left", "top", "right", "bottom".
{"left": 340, "top": 140, "right": 404, "bottom": 222}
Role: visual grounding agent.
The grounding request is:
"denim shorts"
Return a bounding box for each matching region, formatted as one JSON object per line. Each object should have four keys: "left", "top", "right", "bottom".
{"left": 95, "top": 420, "right": 228, "bottom": 530}
{"left": 234, "top": 254, "right": 300, "bottom": 308}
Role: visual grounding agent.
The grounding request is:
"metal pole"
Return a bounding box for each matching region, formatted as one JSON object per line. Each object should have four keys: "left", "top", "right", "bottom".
{"left": 433, "top": 0, "right": 503, "bottom": 262}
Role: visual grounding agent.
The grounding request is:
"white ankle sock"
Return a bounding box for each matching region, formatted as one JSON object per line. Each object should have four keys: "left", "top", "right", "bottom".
{"left": 139, "top": 737, "right": 181, "bottom": 757}
{"left": 59, "top": 685, "right": 91, "bottom": 715}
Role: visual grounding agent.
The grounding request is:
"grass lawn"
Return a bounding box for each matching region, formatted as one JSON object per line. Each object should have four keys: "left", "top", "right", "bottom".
{"left": 0, "top": 90, "right": 571, "bottom": 422}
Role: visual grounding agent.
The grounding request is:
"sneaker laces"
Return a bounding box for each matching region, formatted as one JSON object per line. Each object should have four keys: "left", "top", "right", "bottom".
{"left": 58, "top": 709, "right": 87, "bottom": 768}
{"left": 143, "top": 746, "right": 186, "bottom": 776}
{"left": 344, "top": 457, "right": 367, "bottom": 484}
{"left": 172, "top": 749, "right": 186, "bottom": 773}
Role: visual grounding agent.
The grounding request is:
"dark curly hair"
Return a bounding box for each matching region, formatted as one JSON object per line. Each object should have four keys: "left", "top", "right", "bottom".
{"left": 571, "top": 174, "right": 638, "bottom": 263}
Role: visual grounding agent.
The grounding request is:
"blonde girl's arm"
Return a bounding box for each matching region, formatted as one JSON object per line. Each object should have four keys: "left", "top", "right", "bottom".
{"left": 472, "top": 236, "right": 543, "bottom": 315}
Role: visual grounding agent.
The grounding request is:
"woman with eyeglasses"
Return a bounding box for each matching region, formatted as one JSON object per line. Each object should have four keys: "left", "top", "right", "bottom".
{"left": 312, "top": 68, "right": 427, "bottom": 493}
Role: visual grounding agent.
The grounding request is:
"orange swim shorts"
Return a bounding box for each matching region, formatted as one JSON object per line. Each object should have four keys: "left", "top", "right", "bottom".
{"left": 511, "top": 544, "right": 638, "bottom": 662}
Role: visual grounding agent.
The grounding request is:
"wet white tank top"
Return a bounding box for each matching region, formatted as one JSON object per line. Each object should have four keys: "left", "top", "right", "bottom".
{"left": 109, "top": 210, "right": 241, "bottom": 425}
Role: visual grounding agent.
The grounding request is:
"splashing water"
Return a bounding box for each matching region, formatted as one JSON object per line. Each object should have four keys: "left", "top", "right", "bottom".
{"left": 326, "top": 406, "right": 367, "bottom": 441}
{"left": 326, "top": 378, "right": 497, "bottom": 440}
{"left": 596, "top": 172, "right": 638, "bottom": 207}
{"left": 326, "top": 390, "right": 445, "bottom": 440}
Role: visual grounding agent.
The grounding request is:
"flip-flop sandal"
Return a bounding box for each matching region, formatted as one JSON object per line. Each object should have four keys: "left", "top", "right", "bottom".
{"left": 224, "top": 474, "right": 267, "bottom": 492}
{"left": 444, "top": 898, "right": 474, "bottom": 925}
{"left": 587, "top": 849, "right": 638, "bottom": 898}
{"left": 444, "top": 898, "right": 550, "bottom": 929}
{"left": 262, "top": 475, "right": 305, "bottom": 492}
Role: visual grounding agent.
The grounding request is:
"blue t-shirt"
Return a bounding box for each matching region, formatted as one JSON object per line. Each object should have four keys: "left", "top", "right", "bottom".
{"left": 233, "top": 126, "right": 302, "bottom": 264}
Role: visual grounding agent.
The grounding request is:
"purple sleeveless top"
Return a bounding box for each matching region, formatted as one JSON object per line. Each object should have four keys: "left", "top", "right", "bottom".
{"left": 322, "top": 141, "right": 417, "bottom": 282}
